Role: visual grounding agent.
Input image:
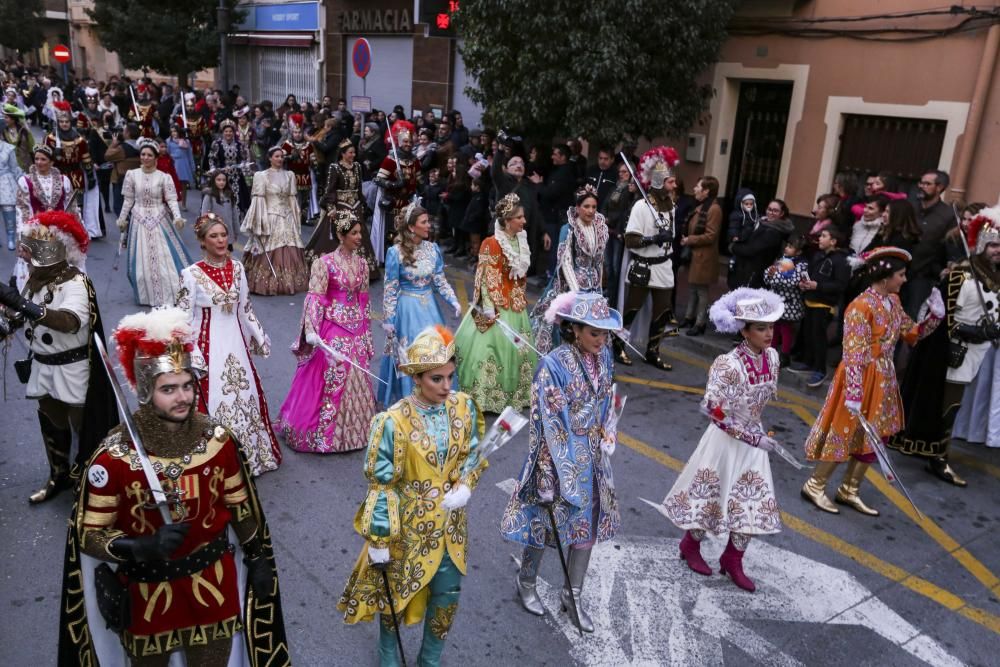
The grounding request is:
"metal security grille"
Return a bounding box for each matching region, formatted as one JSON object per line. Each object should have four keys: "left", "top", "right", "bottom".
{"left": 836, "top": 114, "right": 946, "bottom": 190}
{"left": 228, "top": 45, "right": 320, "bottom": 106}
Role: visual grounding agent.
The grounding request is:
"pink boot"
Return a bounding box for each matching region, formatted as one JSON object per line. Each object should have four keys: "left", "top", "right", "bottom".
{"left": 679, "top": 531, "right": 712, "bottom": 576}
{"left": 718, "top": 536, "right": 755, "bottom": 592}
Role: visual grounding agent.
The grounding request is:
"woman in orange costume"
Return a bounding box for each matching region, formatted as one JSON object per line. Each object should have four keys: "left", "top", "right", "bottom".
{"left": 801, "top": 247, "right": 943, "bottom": 516}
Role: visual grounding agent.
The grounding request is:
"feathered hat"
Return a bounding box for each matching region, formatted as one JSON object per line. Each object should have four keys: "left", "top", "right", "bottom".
{"left": 18, "top": 210, "right": 89, "bottom": 268}
{"left": 965, "top": 206, "right": 1000, "bottom": 255}
{"left": 638, "top": 146, "right": 681, "bottom": 190}
{"left": 709, "top": 288, "right": 785, "bottom": 333}
{"left": 544, "top": 290, "right": 623, "bottom": 331}
{"left": 385, "top": 119, "right": 416, "bottom": 147}
{"left": 112, "top": 307, "right": 206, "bottom": 405}
{"left": 287, "top": 113, "right": 305, "bottom": 131}
{"left": 53, "top": 100, "right": 72, "bottom": 121}
{"left": 400, "top": 325, "right": 456, "bottom": 376}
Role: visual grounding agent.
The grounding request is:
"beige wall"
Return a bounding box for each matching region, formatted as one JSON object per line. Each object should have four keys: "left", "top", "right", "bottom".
{"left": 668, "top": 0, "right": 1000, "bottom": 214}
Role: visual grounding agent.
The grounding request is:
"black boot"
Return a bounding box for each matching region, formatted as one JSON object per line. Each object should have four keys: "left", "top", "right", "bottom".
{"left": 926, "top": 456, "right": 967, "bottom": 487}
{"left": 645, "top": 309, "right": 674, "bottom": 371}
{"left": 612, "top": 336, "right": 632, "bottom": 366}
{"left": 29, "top": 411, "right": 74, "bottom": 504}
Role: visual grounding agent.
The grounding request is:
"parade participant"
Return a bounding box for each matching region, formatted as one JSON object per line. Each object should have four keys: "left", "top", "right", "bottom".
{"left": 377, "top": 202, "right": 462, "bottom": 406}
{"left": 233, "top": 105, "right": 256, "bottom": 165}
{"left": 117, "top": 138, "right": 192, "bottom": 306}
{"left": 280, "top": 113, "right": 319, "bottom": 225}
{"left": 127, "top": 82, "right": 158, "bottom": 138}
{"left": 307, "top": 137, "right": 380, "bottom": 280}
{"left": 0, "top": 210, "right": 117, "bottom": 503}
{"left": 166, "top": 126, "right": 195, "bottom": 211}
{"left": 45, "top": 102, "right": 101, "bottom": 238}
{"left": 155, "top": 137, "right": 184, "bottom": 210}
{"left": 208, "top": 118, "right": 252, "bottom": 215}
{"left": 57, "top": 307, "right": 290, "bottom": 666}
{"left": 372, "top": 123, "right": 418, "bottom": 262}
{"left": 176, "top": 213, "right": 281, "bottom": 475}
{"left": 455, "top": 193, "right": 535, "bottom": 412}
{"left": 615, "top": 146, "right": 680, "bottom": 370}
{"left": 277, "top": 212, "right": 376, "bottom": 453}
{"left": 801, "top": 247, "right": 944, "bottom": 515}
{"left": 656, "top": 289, "right": 785, "bottom": 592}
{"left": 3, "top": 103, "right": 35, "bottom": 173}
{"left": 200, "top": 169, "right": 239, "bottom": 241}
{"left": 240, "top": 145, "right": 309, "bottom": 295}
{"left": 501, "top": 291, "right": 620, "bottom": 632}
{"left": 890, "top": 208, "right": 1000, "bottom": 486}
{"left": 176, "top": 92, "right": 210, "bottom": 178}
{"left": 531, "top": 185, "right": 608, "bottom": 353}
{"left": 338, "top": 325, "right": 486, "bottom": 666}
{"left": 13, "top": 145, "right": 79, "bottom": 290}
{"left": 0, "top": 132, "right": 22, "bottom": 249}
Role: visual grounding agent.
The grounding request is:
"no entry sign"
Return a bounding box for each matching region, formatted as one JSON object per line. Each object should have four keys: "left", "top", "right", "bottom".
{"left": 52, "top": 44, "right": 71, "bottom": 64}
{"left": 352, "top": 38, "right": 372, "bottom": 79}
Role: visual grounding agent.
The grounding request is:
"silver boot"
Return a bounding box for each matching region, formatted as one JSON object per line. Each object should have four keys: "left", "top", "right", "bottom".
{"left": 560, "top": 547, "right": 594, "bottom": 633}
{"left": 516, "top": 546, "right": 545, "bottom": 616}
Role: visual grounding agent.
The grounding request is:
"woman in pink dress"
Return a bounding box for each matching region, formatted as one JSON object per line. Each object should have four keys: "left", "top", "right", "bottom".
{"left": 278, "top": 211, "right": 377, "bottom": 452}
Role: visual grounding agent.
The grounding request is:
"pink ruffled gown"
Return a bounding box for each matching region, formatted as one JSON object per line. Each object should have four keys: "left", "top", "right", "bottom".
{"left": 277, "top": 249, "right": 376, "bottom": 453}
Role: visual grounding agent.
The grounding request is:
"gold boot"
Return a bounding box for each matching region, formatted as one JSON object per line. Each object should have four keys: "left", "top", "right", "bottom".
{"left": 800, "top": 461, "right": 841, "bottom": 513}
{"left": 835, "top": 459, "right": 879, "bottom": 516}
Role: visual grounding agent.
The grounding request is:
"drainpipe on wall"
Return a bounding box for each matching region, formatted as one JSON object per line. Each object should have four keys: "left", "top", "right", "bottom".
{"left": 949, "top": 23, "right": 1000, "bottom": 202}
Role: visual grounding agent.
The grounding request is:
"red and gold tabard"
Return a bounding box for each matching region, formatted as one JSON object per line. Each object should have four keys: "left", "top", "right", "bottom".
{"left": 280, "top": 139, "right": 316, "bottom": 190}
{"left": 376, "top": 154, "right": 418, "bottom": 212}
{"left": 129, "top": 102, "right": 158, "bottom": 138}
{"left": 45, "top": 133, "right": 92, "bottom": 192}
{"left": 81, "top": 424, "right": 249, "bottom": 650}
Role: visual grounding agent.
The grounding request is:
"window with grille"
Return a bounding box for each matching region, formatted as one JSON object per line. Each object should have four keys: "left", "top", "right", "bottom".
{"left": 836, "top": 114, "right": 946, "bottom": 192}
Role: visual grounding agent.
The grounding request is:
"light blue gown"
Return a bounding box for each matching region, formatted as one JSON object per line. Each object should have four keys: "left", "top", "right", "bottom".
{"left": 377, "top": 241, "right": 460, "bottom": 405}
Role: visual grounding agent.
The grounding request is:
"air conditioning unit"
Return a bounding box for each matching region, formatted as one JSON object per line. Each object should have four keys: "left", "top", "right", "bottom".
{"left": 686, "top": 133, "right": 706, "bottom": 163}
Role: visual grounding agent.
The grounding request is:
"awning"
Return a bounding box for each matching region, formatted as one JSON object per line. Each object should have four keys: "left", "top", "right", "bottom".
{"left": 227, "top": 32, "right": 315, "bottom": 48}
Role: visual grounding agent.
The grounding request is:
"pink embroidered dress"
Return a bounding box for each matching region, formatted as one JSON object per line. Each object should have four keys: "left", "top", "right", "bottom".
{"left": 176, "top": 257, "right": 281, "bottom": 475}
{"left": 660, "top": 342, "right": 782, "bottom": 536}
{"left": 277, "top": 248, "right": 376, "bottom": 453}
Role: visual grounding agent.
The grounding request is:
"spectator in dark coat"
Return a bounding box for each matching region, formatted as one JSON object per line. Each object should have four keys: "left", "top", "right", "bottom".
{"left": 530, "top": 144, "right": 576, "bottom": 276}
{"left": 448, "top": 110, "right": 469, "bottom": 148}
{"left": 584, "top": 147, "right": 616, "bottom": 208}
{"left": 906, "top": 169, "right": 954, "bottom": 317}
{"left": 492, "top": 152, "right": 546, "bottom": 276}
{"left": 729, "top": 198, "right": 794, "bottom": 288}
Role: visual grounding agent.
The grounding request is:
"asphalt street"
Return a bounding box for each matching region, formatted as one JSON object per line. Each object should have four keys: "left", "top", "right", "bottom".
{"left": 1, "top": 192, "right": 999, "bottom": 666}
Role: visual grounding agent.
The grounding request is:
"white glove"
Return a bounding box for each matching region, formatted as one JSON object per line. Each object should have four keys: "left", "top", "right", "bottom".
{"left": 305, "top": 332, "right": 322, "bottom": 347}
{"left": 454, "top": 304, "right": 462, "bottom": 319}
{"left": 116, "top": 217, "right": 128, "bottom": 232}
{"left": 173, "top": 217, "right": 185, "bottom": 231}
{"left": 600, "top": 437, "right": 616, "bottom": 456}
{"left": 845, "top": 400, "right": 862, "bottom": 414}
{"left": 368, "top": 545, "right": 390, "bottom": 564}
{"left": 441, "top": 484, "right": 471, "bottom": 510}
{"left": 381, "top": 322, "right": 395, "bottom": 336}
{"left": 757, "top": 435, "right": 778, "bottom": 452}
{"left": 926, "top": 286, "right": 945, "bottom": 319}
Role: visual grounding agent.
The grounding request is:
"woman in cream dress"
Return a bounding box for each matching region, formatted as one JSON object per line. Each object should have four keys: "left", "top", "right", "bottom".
{"left": 240, "top": 145, "right": 309, "bottom": 295}
{"left": 117, "top": 138, "right": 192, "bottom": 306}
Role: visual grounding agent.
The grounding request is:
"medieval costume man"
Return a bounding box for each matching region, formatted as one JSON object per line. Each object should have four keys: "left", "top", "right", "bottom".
{"left": 0, "top": 210, "right": 117, "bottom": 503}
{"left": 45, "top": 101, "right": 101, "bottom": 238}
{"left": 501, "top": 291, "right": 621, "bottom": 632}
{"left": 654, "top": 288, "right": 786, "bottom": 592}
{"left": 57, "top": 307, "right": 290, "bottom": 666}
{"left": 208, "top": 119, "right": 253, "bottom": 215}
{"left": 127, "top": 83, "right": 158, "bottom": 139}
{"left": 371, "top": 122, "right": 418, "bottom": 263}
{"left": 175, "top": 92, "right": 210, "bottom": 180}
{"left": 801, "top": 247, "right": 943, "bottom": 516}
{"left": 615, "top": 146, "right": 681, "bottom": 371}
{"left": 890, "top": 207, "right": 1000, "bottom": 486}
{"left": 280, "top": 113, "right": 319, "bottom": 225}
{"left": 338, "top": 325, "right": 486, "bottom": 667}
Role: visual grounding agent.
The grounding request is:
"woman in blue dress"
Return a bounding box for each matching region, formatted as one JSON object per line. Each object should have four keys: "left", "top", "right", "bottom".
{"left": 501, "top": 291, "right": 621, "bottom": 633}
{"left": 531, "top": 187, "right": 608, "bottom": 353}
{"left": 377, "top": 202, "right": 462, "bottom": 406}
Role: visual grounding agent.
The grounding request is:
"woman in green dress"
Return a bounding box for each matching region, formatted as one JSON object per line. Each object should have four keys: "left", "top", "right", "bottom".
{"left": 455, "top": 193, "right": 536, "bottom": 412}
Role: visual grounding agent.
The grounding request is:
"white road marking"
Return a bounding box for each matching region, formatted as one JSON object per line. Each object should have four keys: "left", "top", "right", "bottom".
{"left": 495, "top": 479, "right": 964, "bottom": 667}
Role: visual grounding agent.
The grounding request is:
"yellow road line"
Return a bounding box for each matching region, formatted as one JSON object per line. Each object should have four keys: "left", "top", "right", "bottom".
{"left": 618, "top": 432, "right": 1000, "bottom": 636}
{"left": 618, "top": 374, "right": 1000, "bottom": 600}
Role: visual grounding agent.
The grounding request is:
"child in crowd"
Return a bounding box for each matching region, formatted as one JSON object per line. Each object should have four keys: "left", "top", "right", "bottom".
{"left": 790, "top": 227, "right": 850, "bottom": 388}
{"left": 763, "top": 234, "right": 809, "bottom": 366}
{"left": 726, "top": 188, "right": 758, "bottom": 289}
{"left": 421, "top": 167, "right": 445, "bottom": 237}
{"left": 461, "top": 175, "right": 490, "bottom": 267}
{"left": 200, "top": 170, "right": 239, "bottom": 244}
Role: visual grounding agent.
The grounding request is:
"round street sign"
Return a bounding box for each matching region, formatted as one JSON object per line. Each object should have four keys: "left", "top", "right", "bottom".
{"left": 352, "top": 38, "right": 372, "bottom": 79}
{"left": 52, "top": 44, "right": 71, "bottom": 64}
